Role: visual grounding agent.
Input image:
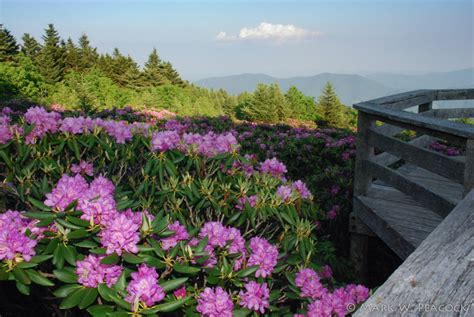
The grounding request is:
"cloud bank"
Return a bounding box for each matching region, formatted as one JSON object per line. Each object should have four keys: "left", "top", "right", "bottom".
{"left": 216, "top": 22, "right": 321, "bottom": 42}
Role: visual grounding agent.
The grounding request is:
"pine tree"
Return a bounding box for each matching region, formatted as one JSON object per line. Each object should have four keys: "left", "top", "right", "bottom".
{"left": 285, "top": 86, "right": 316, "bottom": 120}
{"left": 0, "top": 24, "right": 19, "bottom": 62}
{"left": 37, "top": 24, "right": 65, "bottom": 83}
{"left": 160, "top": 61, "right": 185, "bottom": 87}
{"left": 21, "top": 33, "right": 41, "bottom": 59}
{"left": 269, "top": 83, "right": 289, "bottom": 121}
{"left": 241, "top": 83, "right": 283, "bottom": 123}
{"left": 77, "top": 34, "right": 98, "bottom": 71}
{"left": 143, "top": 48, "right": 168, "bottom": 85}
{"left": 63, "top": 38, "right": 79, "bottom": 72}
{"left": 316, "top": 82, "right": 348, "bottom": 127}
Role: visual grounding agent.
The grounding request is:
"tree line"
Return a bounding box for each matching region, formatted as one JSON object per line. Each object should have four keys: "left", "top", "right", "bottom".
{"left": 0, "top": 24, "right": 354, "bottom": 127}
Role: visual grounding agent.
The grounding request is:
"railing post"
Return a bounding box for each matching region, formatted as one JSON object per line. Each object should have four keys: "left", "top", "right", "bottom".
{"left": 354, "top": 112, "right": 375, "bottom": 196}
{"left": 464, "top": 139, "right": 474, "bottom": 196}
{"left": 418, "top": 102, "right": 432, "bottom": 113}
{"left": 351, "top": 111, "right": 375, "bottom": 283}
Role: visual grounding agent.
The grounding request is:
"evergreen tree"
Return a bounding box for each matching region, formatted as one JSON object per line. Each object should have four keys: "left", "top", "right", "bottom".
{"left": 77, "top": 34, "right": 98, "bottom": 71}
{"left": 241, "top": 83, "right": 286, "bottom": 123}
{"left": 285, "top": 86, "right": 316, "bottom": 120}
{"left": 37, "top": 24, "right": 65, "bottom": 83}
{"left": 143, "top": 48, "right": 168, "bottom": 85}
{"left": 0, "top": 24, "right": 19, "bottom": 62}
{"left": 316, "top": 82, "right": 348, "bottom": 127}
{"left": 160, "top": 61, "right": 185, "bottom": 87}
{"left": 63, "top": 38, "right": 80, "bottom": 72}
{"left": 21, "top": 33, "right": 41, "bottom": 59}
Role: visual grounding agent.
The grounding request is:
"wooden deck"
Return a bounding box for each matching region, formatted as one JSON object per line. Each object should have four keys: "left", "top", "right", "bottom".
{"left": 350, "top": 89, "right": 474, "bottom": 315}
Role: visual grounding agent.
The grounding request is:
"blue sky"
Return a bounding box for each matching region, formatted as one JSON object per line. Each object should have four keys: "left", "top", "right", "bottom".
{"left": 1, "top": 0, "right": 472, "bottom": 80}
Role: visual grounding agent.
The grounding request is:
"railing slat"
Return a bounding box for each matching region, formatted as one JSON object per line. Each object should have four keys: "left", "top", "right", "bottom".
{"left": 354, "top": 112, "right": 375, "bottom": 196}
{"left": 354, "top": 102, "right": 474, "bottom": 143}
{"left": 424, "top": 107, "right": 474, "bottom": 119}
{"left": 371, "top": 135, "right": 435, "bottom": 167}
{"left": 364, "top": 159, "right": 456, "bottom": 218}
{"left": 367, "top": 128, "right": 465, "bottom": 183}
{"left": 464, "top": 139, "right": 474, "bottom": 196}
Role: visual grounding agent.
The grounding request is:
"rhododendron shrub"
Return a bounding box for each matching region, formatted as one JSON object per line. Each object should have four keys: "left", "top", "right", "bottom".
{"left": 0, "top": 107, "right": 368, "bottom": 316}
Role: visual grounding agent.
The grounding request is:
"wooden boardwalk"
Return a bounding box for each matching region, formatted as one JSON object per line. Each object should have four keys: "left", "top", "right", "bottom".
{"left": 350, "top": 89, "right": 474, "bottom": 316}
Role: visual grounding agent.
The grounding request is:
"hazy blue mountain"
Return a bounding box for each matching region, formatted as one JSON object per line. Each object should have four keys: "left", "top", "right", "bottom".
{"left": 195, "top": 68, "right": 474, "bottom": 106}
{"left": 366, "top": 68, "right": 474, "bottom": 91}
{"left": 195, "top": 73, "right": 393, "bottom": 106}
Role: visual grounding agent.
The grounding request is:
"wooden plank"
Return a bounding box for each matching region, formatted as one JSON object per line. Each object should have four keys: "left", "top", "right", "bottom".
{"left": 371, "top": 135, "right": 435, "bottom": 167}
{"left": 425, "top": 107, "right": 474, "bottom": 119}
{"left": 418, "top": 102, "right": 432, "bottom": 113}
{"left": 464, "top": 139, "right": 474, "bottom": 196}
{"left": 354, "top": 112, "right": 375, "bottom": 196}
{"left": 364, "top": 159, "right": 457, "bottom": 217}
{"left": 367, "top": 128, "right": 465, "bottom": 183}
{"left": 353, "top": 196, "right": 415, "bottom": 259}
{"left": 354, "top": 190, "right": 474, "bottom": 317}
{"left": 396, "top": 165, "right": 464, "bottom": 203}
{"left": 354, "top": 102, "right": 474, "bottom": 142}
{"left": 436, "top": 88, "right": 474, "bottom": 100}
{"left": 366, "top": 90, "right": 434, "bottom": 110}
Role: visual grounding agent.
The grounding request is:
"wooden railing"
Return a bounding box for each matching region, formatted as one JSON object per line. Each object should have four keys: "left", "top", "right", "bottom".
{"left": 353, "top": 89, "right": 474, "bottom": 218}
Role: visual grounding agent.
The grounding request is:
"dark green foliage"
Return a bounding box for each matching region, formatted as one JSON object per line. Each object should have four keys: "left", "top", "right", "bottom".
{"left": 143, "top": 48, "right": 168, "bottom": 85}
{"left": 0, "top": 24, "right": 19, "bottom": 62}
{"left": 63, "top": 38, "right": 80, "bottom": 72}
{"left": 21, "top": 33, "right": 41, "bottom": 60}
{"left": 239, "top": 83, "right": 289, "bottom": 123}
{"left": 316, "top": 82, "right": 350, "bottom": 128}
{"left": 77, "top": 34, "right": 99, "bottom": 71}
{"left": 285, "top": 85, "right": 318, "bottom": 121}
{"left": 37, "top": 24, "right": 65, "bottom": 84}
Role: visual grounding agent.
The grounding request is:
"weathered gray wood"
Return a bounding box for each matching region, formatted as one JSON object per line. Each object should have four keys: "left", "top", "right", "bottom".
{"left": 418, "top": 102, "right": 432, "bottom": 113}
{"left": 366, "top": 128, "right": 465, "bottom": 183}
{"left": 464, "top": 139, "right": 474, "bottom": 196}
{"left": 349, "top": 213, "right": 375, "bottom": 236}
{"left": 354, "top": 102, "right": 474, "bottom": 143}
{"left": 367, "top": 90, "right": 434, "bottom": 110}
{"left": 436, "top": 88, "right": 474, "bottom": 100}
{"left": 354, "top": 185, "right": 442, "bottom": 259}
{"left": 364, "top": 159, "right": 457, "bottom": 217}
{"left": 371, "top": 135, "right": 435, "bottom": 167}
{"left": 354, "top": 112, "right": 375, "bottom": 196}
{"left": 397, "top": 164, "right": 464, "bottom": 203}
{"left": 354, "top": 190, "right": 474, "bottom": 317}
{"left": 373, "top": 123, "right": 404, "bottom": 137}
{"left": 425, "top": 107, "right": 474, "bottom": 119}
{"left": 350, "top": 232, "right": 369, "bottom": 282}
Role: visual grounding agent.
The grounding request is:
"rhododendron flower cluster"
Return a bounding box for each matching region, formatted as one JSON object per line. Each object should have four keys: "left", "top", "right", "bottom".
{"left": 239, "top": 281, "right": 270, "bottom": 313}
{"left": 71, "top": 160, "right": 94, "bottom": 176}
{"left": 260, "top": 158, "right": 287, "bottom": 178}
{"left": 296, "top": 268, "right": 370, "bottom": 316}
{"left": 0, "top": 211, "right": 37, "bottom": 262}
{"left": 292, "top": 180, "right": 312, "bottom": 199}
{"left": 151, "top": 130, "right": 181, "bottom": 152}
{"left": 99, "top": 212, "right": 140, "bottom": 255}
{"left": 276, "top": 185, "right": 293, "bottom": 203}
{"left": 235, "top": 195, "right": 258, "bottom": 210}
{"left": 44, "top": 174, "right": 89, "bottom": 210}
{"left": 24, "top": 106, "right": 61, "bottom": 143}
{"left": 160, "top": 221, "right": 189, "bottom": 250}
{"left": 197, "top": 287, "right": 234, "bottom": 317}
{"left": 76, "top": 254, "right": 122, "bottom": 288}
{"left": 181, "top": 132, "right": 239, "bottom": 157}
{"left": 247, "top": 237, "right": 279, "bottom": 278}
{"left": 126, "top": 264, "right": 165, "bottom": 309}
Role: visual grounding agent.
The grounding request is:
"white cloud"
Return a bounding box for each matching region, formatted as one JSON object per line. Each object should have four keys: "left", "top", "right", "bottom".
{"left": 216, "top": 22, "right": 320, "bottom": 42}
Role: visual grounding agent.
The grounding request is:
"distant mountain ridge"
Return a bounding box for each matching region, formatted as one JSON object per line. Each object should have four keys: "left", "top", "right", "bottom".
{"left": 195, "top": 68, "right": 474, "bottom": 106}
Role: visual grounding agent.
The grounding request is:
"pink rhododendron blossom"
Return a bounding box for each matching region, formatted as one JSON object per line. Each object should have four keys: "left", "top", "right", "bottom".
{"left": 126, "top": 264, "right": 165, "bottom": 309}
{"left": 197, "top": 287, "right": 234, "bottom": 317}
{"left": 276, "top": 185, "right": 293, "bottom": 203}
{"left": 295, "top": 268, "right": 327, "bottom": 300}
{"left": 199, "top": 222, "right": 229, "bottom": 248}
{"left": 44, "top": 174, "right": 89, "bottom": 210}
{"left": 292, "top": 180, "right": 312, "bottom": 199}
{"left": 320, "top": 265, "right": 333, "bottom": 280}
{"left": 239, "top": 281, "right": 270, "bottom": 313}
{"left": 0, "top": 210, "right": 37, "bottom": 262}
{"left": 247, "top": 237, "right": 278, "bottom": 278}
{"left": 174, "top": 286, "right": 187, "bottom": 299}
{"left": 71, "top": 160, "right": 94, "bottom": 176}
{"left": 151, "top": 130, "right": 181, "bottom": 152}
{"left": 24, "top": 106, "right": 61, "bottom": 143}
{"left": 76, "top": 254, "right": 122, "bottom": 288}
{"left": 236, "top": 195, "right": 257, "bottom": 210}
{"left": 99, "top": 212, "right": 140, "bottom": 255}
{"left": 161, "top": 221, "right": 189, "bottom": 250}
{"left": 260, "top": 158, "right": 287, "bottom": 178}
